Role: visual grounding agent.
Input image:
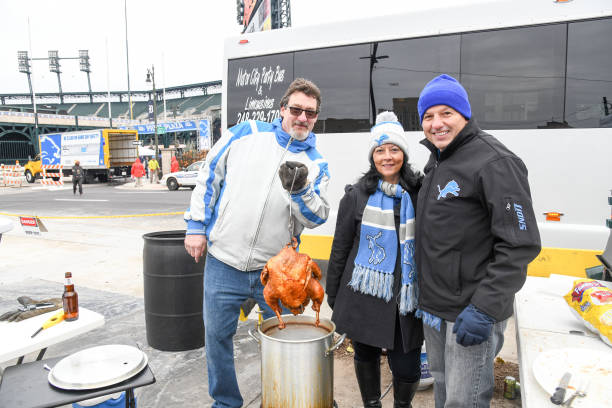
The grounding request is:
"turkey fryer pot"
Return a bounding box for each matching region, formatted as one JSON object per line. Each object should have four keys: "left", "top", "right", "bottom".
{"left": 249, "top": 314, "right": 346, "bottom": 408}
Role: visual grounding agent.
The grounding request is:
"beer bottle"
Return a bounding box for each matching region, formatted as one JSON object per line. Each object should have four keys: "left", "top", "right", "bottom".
{"left": 62, "top": 272, "right": 79, "bottom": 321}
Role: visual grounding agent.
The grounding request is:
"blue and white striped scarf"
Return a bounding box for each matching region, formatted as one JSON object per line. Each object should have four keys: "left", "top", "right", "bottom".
{"left": 348, "top": 180, "right": 418, "bottom": 315}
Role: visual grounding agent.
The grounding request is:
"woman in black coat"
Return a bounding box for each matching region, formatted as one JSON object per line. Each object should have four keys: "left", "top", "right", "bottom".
{"left": 326, "top": 112, "right": 423, "bottom": 408}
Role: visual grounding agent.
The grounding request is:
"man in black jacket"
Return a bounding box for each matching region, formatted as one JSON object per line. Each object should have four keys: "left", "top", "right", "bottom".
{"left": 72, "top": 160, "right": 84, "bottom": 196}
{"left": 415, "top": 74, "right": 541, "bottom": 407}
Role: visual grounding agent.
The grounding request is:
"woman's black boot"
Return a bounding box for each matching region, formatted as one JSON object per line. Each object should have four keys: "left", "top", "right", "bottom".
{"left": 354, "top": 359, "right": 382, "bottom": 408}
{"left": 392, "top": 377, "right": 419, "bottom": 408}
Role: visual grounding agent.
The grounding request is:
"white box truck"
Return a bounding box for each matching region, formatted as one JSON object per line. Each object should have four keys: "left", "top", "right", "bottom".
{"left": 24, "top": 129, "right": 139, "bottom": 183}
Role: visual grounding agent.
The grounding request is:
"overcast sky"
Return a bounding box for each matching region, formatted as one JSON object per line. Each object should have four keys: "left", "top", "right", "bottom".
{"left": 0, "top": 0, "right": 495, "bottom": 95}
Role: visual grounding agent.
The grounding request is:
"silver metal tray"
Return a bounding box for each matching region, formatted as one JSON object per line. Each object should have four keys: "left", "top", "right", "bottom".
{"left": 48, "top": 344, "right": 148, "bottom": 390}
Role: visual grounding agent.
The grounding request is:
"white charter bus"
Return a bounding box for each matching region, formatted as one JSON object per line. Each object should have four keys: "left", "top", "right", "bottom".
{"left": 222, "top": 0, "right": 612, "bottom": 277}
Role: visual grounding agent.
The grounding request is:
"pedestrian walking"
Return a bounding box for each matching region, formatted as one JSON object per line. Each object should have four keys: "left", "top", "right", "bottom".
{"left": 131, "top": 158, "right": 145, "bottom": 187}
{"left": 72, "top": 160, "right": 84, "bottom": 196}
{"left": 142, "top": 157, "right": 149, "bottom": 178}
{"left": 148, "top": 157, "right": 160, "bottom": 184}
{"left": 171, "top": 156, "right": 179, "bottom": 173}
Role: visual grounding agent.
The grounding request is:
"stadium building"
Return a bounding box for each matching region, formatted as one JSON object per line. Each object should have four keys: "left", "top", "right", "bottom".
{"left": 0, "top": 81, "right": 221, "bottom": 164}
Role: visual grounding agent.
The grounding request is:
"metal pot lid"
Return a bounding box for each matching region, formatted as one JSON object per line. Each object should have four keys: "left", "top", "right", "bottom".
{"left": 48, "top": 344, "right": 147, "bottom": 390}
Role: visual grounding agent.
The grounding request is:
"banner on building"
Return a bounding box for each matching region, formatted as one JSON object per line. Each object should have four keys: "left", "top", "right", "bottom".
{"left": 121, "top": 119, "right": 210, "bottom": 149}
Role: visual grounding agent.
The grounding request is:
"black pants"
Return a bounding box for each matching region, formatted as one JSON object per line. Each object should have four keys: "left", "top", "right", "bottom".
{"left": 73, "top": 178, "right": 83, "bottom": 195}
{"left": 353, "top": 313, "right": 421, "bottom": 383}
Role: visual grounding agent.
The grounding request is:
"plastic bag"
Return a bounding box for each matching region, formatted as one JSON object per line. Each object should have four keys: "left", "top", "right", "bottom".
{"left": 564, "top": 278, "right": 612, "bottom": 347}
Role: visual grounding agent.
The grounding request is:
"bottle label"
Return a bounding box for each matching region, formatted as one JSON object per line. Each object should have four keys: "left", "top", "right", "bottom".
{"left": 420, "top": 352, "right": 432, "bottom": 379}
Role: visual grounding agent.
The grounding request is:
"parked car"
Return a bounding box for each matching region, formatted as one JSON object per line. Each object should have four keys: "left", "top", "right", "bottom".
{"left": 161, "top": 161, "right": 205, "bottom": 191}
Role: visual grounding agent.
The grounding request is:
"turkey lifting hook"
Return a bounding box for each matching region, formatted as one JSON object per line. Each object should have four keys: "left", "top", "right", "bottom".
{"left": 287, "top": 167, "right": 299, "bottom": 237}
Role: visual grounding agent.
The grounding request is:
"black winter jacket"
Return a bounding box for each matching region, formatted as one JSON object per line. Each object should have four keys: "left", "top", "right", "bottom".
{"left": 72, "top": 164, "right": 84, "bottom": 182}
{"left": 416, "top": 119, "right": 541, "bottom": 322}
{"left": 326, "top": 180, "right": 423, "bottom": 352}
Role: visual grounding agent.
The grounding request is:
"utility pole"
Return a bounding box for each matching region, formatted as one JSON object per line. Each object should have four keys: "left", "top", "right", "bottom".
{"left": 125, "top": 0, "right": 133, "bottom": 119}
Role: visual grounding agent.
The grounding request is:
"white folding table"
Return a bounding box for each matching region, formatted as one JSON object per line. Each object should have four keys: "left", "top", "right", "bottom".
{"left": 514, "top": 274, "right": 612, "bottom": 407}
{"left": 0, "top": 307, "right": 105, "bottom": 365}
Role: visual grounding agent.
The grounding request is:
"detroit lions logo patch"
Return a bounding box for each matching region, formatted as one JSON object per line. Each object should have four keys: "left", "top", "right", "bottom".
{"left": 376, "top": 134, "right": 389, "bottom": 146}
{"left": 437, "top": 180, "right": 460, "bottom": 200}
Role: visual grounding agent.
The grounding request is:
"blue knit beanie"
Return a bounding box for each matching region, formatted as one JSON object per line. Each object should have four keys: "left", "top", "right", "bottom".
{"left": 417, "top": 74, "right": 471, "bottom": 123}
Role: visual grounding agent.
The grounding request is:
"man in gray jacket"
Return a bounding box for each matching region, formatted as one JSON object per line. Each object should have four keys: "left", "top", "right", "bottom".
{"left": 415, "top": 75, "right": 541, "bottom": 407}
{"left": 184, "top": 78, "right": 330, "bottom": 408}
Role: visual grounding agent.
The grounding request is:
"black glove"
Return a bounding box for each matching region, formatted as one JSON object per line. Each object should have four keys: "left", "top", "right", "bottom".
{"left": 279, "top": 161, "right": 308, "bottom": 193}
{"left": 452, "top": 304, "right": 495, "bottom": 347}
{"left": 0, "top": 297, "right": 62, "bottom": 322}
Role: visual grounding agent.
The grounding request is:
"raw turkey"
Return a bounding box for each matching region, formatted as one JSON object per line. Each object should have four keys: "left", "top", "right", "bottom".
{"left": 261, "top": 238, "right": 324, "bottom": 329}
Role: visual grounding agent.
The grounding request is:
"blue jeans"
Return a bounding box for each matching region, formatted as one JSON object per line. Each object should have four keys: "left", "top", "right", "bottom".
{"left": 423, "top": 318, "right": 508, "bottom": 408}
{"left": 203, "top": 253, "right": 278, "bottom": 408}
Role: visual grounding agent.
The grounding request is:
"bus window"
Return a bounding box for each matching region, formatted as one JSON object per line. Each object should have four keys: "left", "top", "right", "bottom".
{"left": 373, "top": 35, "right": 460, "bottom": 131}
{"left": 227, "top": 52, "right": 294, "bottom": 128}
{"left": 566, "top": 18, "right": 612, "bottom": 128}
{"left": 294, "top": 44, "right": 371, "bottom": 133}
{"left": 461, "top": 24, "right": 566, "bottom": 130}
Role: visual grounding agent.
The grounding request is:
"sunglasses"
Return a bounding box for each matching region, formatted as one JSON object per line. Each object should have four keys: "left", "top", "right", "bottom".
{"left": 287, "top": 106, "right": 319, "bottom": 119}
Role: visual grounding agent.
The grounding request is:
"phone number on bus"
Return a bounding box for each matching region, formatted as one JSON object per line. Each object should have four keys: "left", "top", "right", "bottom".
{"left": 236, "top": 109, "right": 280, "bottom": 124}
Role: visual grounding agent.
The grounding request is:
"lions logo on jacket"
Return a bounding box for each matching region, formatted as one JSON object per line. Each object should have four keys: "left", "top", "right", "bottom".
{"left": 437, "top": 180, "right": 460, "bottom": 200}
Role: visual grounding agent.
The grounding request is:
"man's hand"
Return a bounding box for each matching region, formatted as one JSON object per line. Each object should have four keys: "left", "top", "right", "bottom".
{"left": 279, "top": 161, "right": 308, "bottom": 192}
{"left": 452, "top": 304, "right": 495, "bottom": 347}
{"left": 185, "top": 234, "right": 207, "bottom": 263}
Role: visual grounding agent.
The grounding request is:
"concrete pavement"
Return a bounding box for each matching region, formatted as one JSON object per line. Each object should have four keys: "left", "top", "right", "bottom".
{"left": 0, "top": 180, "right": 520, "bottom": 407}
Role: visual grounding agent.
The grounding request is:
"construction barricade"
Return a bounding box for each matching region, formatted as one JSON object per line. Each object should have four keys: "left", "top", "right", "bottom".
{"left": 40, "top": 164, "right": 64, "bottom": 186}
{"left": 0, "top": 164, "right": 25, "bottom": 187}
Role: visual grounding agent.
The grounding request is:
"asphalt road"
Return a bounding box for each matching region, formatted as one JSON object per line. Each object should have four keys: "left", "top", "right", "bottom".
{"left": 0, "top": 181, "right": 193, "bottom": 217}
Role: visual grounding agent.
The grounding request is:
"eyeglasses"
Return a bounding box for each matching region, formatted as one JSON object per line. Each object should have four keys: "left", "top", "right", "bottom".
{"left": 287, "top": 106, "right": 319, "bottom": 119}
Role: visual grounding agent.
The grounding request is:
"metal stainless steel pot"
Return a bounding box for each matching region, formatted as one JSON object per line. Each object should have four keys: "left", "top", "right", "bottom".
{"left": 249, "top": 314, "right": 346, "bottom": 408}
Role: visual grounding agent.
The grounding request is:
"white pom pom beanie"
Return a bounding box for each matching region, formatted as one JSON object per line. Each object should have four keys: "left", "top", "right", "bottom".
{"left": 368, "top": 111, "right": 409, "bottom": 159}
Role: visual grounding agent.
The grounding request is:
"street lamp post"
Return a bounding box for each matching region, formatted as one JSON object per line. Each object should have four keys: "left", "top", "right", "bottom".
{"left": 146, "top": 66, "right": 158, "bottom": 159}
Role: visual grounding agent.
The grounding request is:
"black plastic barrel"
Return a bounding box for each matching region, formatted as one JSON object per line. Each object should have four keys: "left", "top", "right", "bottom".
{"left": 143, "top": 230, "right": 205, "bottom": 351}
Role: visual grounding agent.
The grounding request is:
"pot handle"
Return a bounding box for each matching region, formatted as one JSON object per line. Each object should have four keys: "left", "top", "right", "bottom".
{"left": 248, "top": 328, "right": 260, "bottom": 344}
{"left": 325, "top": 333, "right": 347, "bottom": 356}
